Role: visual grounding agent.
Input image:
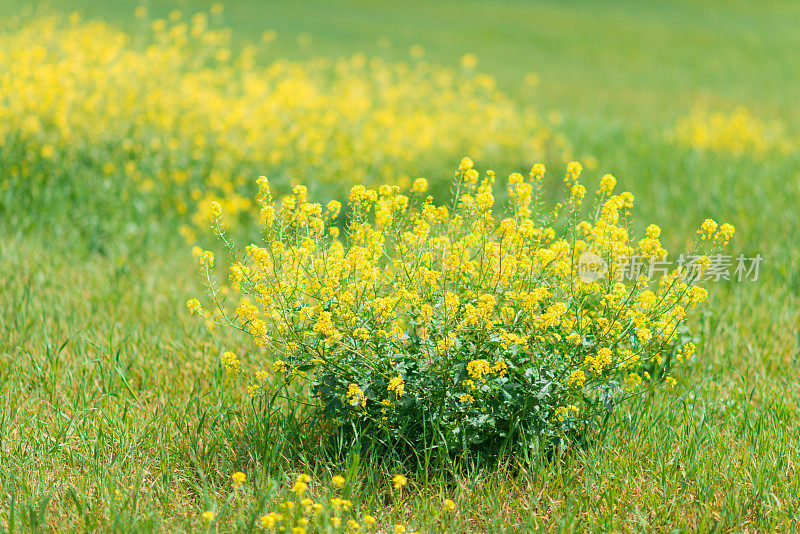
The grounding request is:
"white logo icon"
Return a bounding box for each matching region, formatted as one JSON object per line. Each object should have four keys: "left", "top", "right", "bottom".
{"left": 577, "top": 251, "right": 608, "bottom": 283}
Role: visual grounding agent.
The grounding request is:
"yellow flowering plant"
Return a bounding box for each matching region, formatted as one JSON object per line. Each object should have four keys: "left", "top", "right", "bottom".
{"left": 191, "top": 157, "right": 733, "bottom": 456}
{"left": 0, "top": 9, "right": 566, "bottom": 240}
{"left": 672, "top": 106, "right": 797, "bottom": 155}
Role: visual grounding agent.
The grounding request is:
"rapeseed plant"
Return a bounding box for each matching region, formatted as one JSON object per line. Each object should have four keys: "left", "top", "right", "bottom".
{"left": 0, "top": 8, "right": 568, "bottom": 239}
{"left": 191, "top": 158, "right": 734, "bottom": 457}
{"left": 672, "top": 106, "right": 797, "bottom": 154}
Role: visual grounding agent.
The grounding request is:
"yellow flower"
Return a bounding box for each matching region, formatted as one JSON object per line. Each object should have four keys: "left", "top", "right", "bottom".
{"left": 202, "top": 511, "right": 215, "bottom": 522}
{"left": 331, "top": 475, "right": 346, "bottom": 488}
{"left": 387, "top": 377, "right": 405, "bottom": 397}
{"left": 347, "top": 384, "right": 367, "bottom": 408}
{"left": 186, "top": 298, "right": 202, "bottom": 315}
{"left": 392, "top": 474, "right": 407, "bottom": 490}
{"left": 716, "top": 222, "right": 735, "bottom": 244}
{"left": 625, "top": 372, "right": 642, "bottom": 390}
{"left": 443, "top": 499, "right": 456, "bottom": 511}
{"left": 567, "top": 370, "right": 586, "bottom": 388}
{"left": 221, "top": 351, "right": 240, "bottom": 372}
{"left": 292, "top": 480, "right": 308, "bottom": 496}
{"left": 231, "top": 471, "right": 246, "bottom": 487}
{"left": 699, "top": 218, "right": 718, "bottom": 239}
{"left": 592, "top": 348, "right": 612, "bottom": 373}
{"left": 460, "top": 53, "right": 478, "bottom": 69}
{"left": 411, "top": 178, "right": 428, "bottom": 194}
{"left": 598, "top": 173, "right": 616, "bottom": 195}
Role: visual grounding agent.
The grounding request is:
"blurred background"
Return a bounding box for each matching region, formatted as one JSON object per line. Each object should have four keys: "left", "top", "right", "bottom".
{"left": 4, "top": 0, "right": 799, "bottom": 125}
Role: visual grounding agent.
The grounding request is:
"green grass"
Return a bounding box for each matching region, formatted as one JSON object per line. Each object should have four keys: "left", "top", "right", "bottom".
{"left": 2, "top": 0, "right": 800, "bottom": 532}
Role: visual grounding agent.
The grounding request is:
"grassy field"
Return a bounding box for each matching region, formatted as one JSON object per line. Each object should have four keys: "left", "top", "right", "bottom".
{"left": 1, "top": 0, "right": 800, "bottom": 532}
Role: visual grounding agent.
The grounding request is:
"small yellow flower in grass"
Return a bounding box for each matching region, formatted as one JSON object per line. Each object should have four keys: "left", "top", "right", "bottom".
{"left": 186, "top": 298, "right": 202, "bottom": 316}
{"left": 388, "top": 377, "right": 405, "bottom": 397}
{"left": 554, "top": 406, "right": 569, "bottom": 421}
{"left": 566, "top": 370, "right": 586, "bottom": 388}
{"left": 292, "top": 474, "right": 311, "bottom": 495}
{"left": 460, "top": 53, "right": 478, "bottom": 69}
{"left": 222, "top": 351, "right": 240, "bottom": 372}
{"left": 665, "top": 376, "right": 677, "bottom": 388}
{"left": 565, "top": 161, "right": 582, "bottom": 183}
{"left": 331, "top": 475, "right": 346, "bottom": 488}
{"left": 715, "top": 222, "right": 735, "bottom": 244}
{"left": 347, "top": 519, "right": 360, "bottom": 531}
{"left": 292, "top": 527, "right": 306, "bottom": 534}
{"left": 347, "top": 384, "right": 367, "bottom": 408}
{"left": 570, "top": 183, "right": 586, "bottom": 204}
{"left": 697, "top": 255, "right": 711, "bottom": 273}
{"left": 625, "top": 372, "right": 642, "bottom": 390}
{"left": 363, "top": 514, "right": 377, "bottom": 528}
{"left": 292, "top": 480, "right": 308, "bottom": 496}
{"left": 598, "top": 173, "right": 616, "bottom": 195}
{"left": 394, "top": 525, "right": 406, "bottom": 534}
{"left": 392, "top": 474, "right": 407, "bottom": 490}
{"left": 331, "top": 517, "right": 342, "bottom": 528}
{"left": 699, "top": 218, "right": 718, "bottom": 239}
{"left": 645, "top": 224, "right": 661, "bottom": 239}
{"left": 411, "top": 178, "right": 428, "bottom": 194}
{"left": 273, "top": 360, "right": 287, "bottom": 373}
{"left": 592, "top": 347, "right": 612, "bottom": 373}
{"left": 231, "top": 471, "right": 246, "bottom": 487}
{"left": 620, "top": 191, "right": 634, "bottom": 207}
{"left": 202, "top": 510, "right": 215, "bottom": 522}
{"left": 443, "top": 499, "right": 456, "bottom": 511}
{"left": 529, "top": 163, "right": 545, "bottom": 181}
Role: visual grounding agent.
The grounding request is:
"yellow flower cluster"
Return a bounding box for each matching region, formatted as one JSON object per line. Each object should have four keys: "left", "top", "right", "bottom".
{"left": 215, "top": 472, "right": 447, "bottom": 534}
{"left": 672, "top": 106, "right": 797, "bottom": 154}
{"left": 193, "top": 157, "right": 733, "bottom": 451}
{"left": 1, "top": 9, "right": 568, "bottom": 236}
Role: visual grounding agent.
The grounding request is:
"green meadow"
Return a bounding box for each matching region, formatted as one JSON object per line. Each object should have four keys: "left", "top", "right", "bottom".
{"left": 1, "top": 0, "right": 799, "bottom": 532}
